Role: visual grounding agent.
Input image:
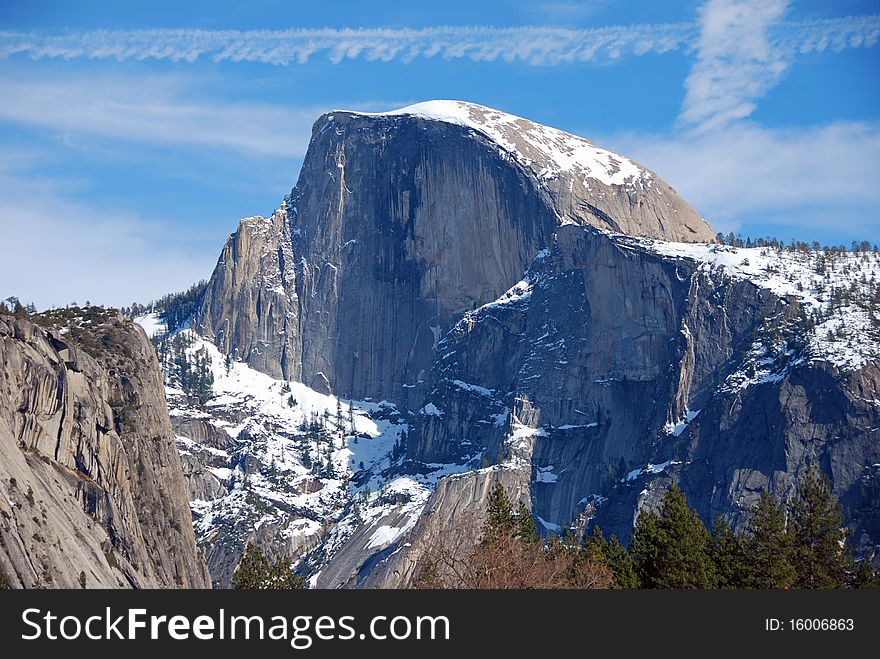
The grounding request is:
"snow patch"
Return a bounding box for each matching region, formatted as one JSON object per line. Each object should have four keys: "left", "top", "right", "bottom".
{"left": 345, "top": 100, "right": 646, "bottom": 188}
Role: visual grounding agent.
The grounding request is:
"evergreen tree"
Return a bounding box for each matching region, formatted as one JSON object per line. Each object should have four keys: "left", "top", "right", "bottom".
{"left": 710, "top": 516, "right": 751, "bottom": 588}
{"left": 271, "top": 557, "right": 305, "bottom": 590}
{"left": 486, "top": 481, "right": 516, "bottom": 537}
{"left": 515, "top": 500, "right": 538, "bottom": 542}
{"left": 604, "top": 533, "right": 638, "bottom": 588}
{"left": 231, "top": 543, "right": 272, "bottom": 589}
{"left": 588, "top": 527, "right": 638, "bottom": 588}
{"left": 853, "top": 560, "right": 880, "bottom": 589}
{"left": 335, "top": 398, "right": 344, "bottom": 435}
{"left": 231, "top": 543, "right": 304, "bottom": 589}
{"left": 789, "top": 467, "right": 853, "bottom": 588}
{"left": 484, "top": 482, "right": 536, "bottom": 542}
{"left": 630, "top": 484, "right": 716, "bottom": 588}
{"left": 630, "top": 510, "right": 661, "bottom": 587}
{"left": 746, "top": 491, "right": 796, "bottom": 588}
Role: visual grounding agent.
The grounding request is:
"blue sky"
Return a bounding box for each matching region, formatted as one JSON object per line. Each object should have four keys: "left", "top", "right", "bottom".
{"left": 1, "top": 0, "right": 878, "bottom": 308}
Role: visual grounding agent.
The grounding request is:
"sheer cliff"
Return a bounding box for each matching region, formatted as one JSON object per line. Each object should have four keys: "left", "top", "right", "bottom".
{"left": 175, "top": 100, "right": 878, "bottom": 587}
{"left": 196, "top": 101, "right": 713, "bottom": 403}
{"left": 0, "top": 310, "right": 210, "bottom": 588}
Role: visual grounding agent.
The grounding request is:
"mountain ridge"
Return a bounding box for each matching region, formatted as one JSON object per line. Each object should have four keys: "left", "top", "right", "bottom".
{"left": 170, "top": 101, "right": 880, "bottom": 585}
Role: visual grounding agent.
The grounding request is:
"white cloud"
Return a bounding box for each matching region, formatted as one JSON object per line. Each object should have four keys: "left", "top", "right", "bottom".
{"left": 602, "top": 121, "right": 880, "bottom": 237}
{"left": 0, "top": 24, "right": 697, "bottom": 66}
{"left": 0, "top": 74, "right": 320, "bottom": 158}
{"left": 0, "top": 18, "right": 875, "bottom": 68}
{"left": 0, "top": 151, "right": 219, "bottom": 309}
{"left": 680, "top": 0, "right": 791, "bottom": 133}
{"left": 679, "top": 4, "right": 879, "bottom": 133}
{"left": 784, "top": 14, "right": 880, "bottom": 54}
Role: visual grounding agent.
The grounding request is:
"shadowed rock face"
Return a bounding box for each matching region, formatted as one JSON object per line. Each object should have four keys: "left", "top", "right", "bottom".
{"left": 0, "top": 312, "right": 210, "bottom": 589}
{"left": 322, "top": 227, "right": 880, "bottom": 587}
{"left": 404, "top": 227, "right": 880, "bottom": 535}
{"left": 196, "top": 102, "right": 713, "bottom": 403}
{"left": 189, "top": 102, "right": 879, "bottom": 585}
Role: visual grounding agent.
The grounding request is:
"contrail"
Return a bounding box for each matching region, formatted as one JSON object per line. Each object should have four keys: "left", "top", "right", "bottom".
{"left": 0, "top": 18, "right": 875, "bottom": 67}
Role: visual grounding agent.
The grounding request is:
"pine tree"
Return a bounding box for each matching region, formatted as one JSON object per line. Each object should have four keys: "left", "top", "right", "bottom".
{"left": 630, "top": 510, "right": 661, "bottom": 587}
{"left": 231, "top": 543, "right": 304, "bottom": 589}
{"left": 604, "top": 533, "right": 638, "bottom": 588}
{"left": 485, "top": 481, "right": 516, "bottom": 538}
{"left": 270, "top": 558, "right": 305, "bottom": 590}
{"left": 853, "top": 560, "right": 880, "bottom": 589}
{"left": 484, "top": 482, "right": 536, "bottom": 543}
{"left": 231, "top": 543, "right": 272, "bottom": 589}
{"left": 630, "top": 484, "right": 716, "bottom": 588}
{"left": 746, "top": 491, "right": 796, "bottom": 588}
{"left": 588, "top": 527, "right": 638, "bottom": 588}
{"left": 336, "top": 398, "right": 344, "bottom": 435}
{"left": 789, "top": 467, "right": 853, "bottom": 588}
{"left": 710, "top": 516, "right": 751, "bottom": 588}
{"left": 515, "top": 500, "right": 538, "bottom": 542}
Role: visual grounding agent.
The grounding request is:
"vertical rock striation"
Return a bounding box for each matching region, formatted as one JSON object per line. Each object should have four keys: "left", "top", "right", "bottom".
{"left": 188, "top": 101, "right": 878, "bottom": 584}
{"left": 196, "top": 101, "right": 713, "bottom": 405}
{"left": 0, "top": 311, "right": 210, "bottom": 588}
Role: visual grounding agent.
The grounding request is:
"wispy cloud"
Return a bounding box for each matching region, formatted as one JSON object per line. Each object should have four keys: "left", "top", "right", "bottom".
{"left": 650, "top": 0, "right": 880, "bottom": 240}
{"left": 0, "top": 18, "right": 875, "bottom": 68}
{"left": 0, "top": 25, "right": 695, "bottom": 66}
{"left": 681, "top": 0, "right": 792, "bottom": 133}
{"left": 0, "top": 150, "right": 218, "bottom": 308}
{"left": 680, "top": 3, "right": 879, "bottom": 132}
{"left": 0, "top": 74, "right": 319, "bottom": 157}
{"left": 603, "top": 120, "right": 880, "bottom": 240}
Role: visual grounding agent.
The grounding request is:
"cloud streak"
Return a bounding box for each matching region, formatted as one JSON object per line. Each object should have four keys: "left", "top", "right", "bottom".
{"left": 0, "top": 25, "right": 694, "bottom": 66}
{"left": 681, "top": 0, "right": 791, "bottom": 133}
{"left": 680, "top": 3, "right": 880, "bottom": 133}
{"left": 603, "top": 120, "right": 880, "bottom": 240}
{"left": 0, "top": 16, "right": 875, "bottom": 67}
{"left": 0, "top": 75, "right": 319, "bottom": 157}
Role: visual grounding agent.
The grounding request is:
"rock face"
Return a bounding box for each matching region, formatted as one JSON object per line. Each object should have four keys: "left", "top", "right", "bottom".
{"left": 319, "top": 228, "right": 880, "bottom": 587}
{"left": 196, "top": 101, "right": 713, "bottom": 404}
{"left": 197, "top": 212, "right": 298, "bottom": 381}
{"left": 0, "top": 311, "right": 210, "bottom": 588}
{"left": 358, "top": 467, "right": 532, "bottom": 589}
{"left": 187, "top": 100, "right": 879, "bottom": 586}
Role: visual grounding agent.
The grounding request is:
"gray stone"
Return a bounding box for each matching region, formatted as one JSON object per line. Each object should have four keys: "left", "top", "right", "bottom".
{"left": 0, "top": 312, "right": 210, "bottom": 588}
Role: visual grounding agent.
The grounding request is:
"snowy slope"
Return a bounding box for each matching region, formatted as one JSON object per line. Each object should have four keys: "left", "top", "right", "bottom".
{"left": 615, "top": 237, "right": 880, "bottom": 370}
{"left": 133, "top": 226, "right": 879, "bottom": 583}
{"left": 135, "top": 314, "right": 477, "bottom": 584}
{"left": 341, "top": 100, "right": 647, "bottom": 187}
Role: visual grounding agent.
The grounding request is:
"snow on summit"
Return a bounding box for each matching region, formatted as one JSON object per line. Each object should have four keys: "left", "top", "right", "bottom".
{"left": 339, "top": 100, "right": 647, "bottom": 187}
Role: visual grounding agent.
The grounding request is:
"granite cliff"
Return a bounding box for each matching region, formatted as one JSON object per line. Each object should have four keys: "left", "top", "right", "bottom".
{"left": 162, "top": 101, "right": 878, "bottom": 586}
{"left": 0, "top": 309, "right": 210, "bottom": 588}
{"left": 195, "top": 101, "right": 713, "bottom": 401}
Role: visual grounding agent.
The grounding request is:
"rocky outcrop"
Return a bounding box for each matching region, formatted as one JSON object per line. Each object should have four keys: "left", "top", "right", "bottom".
{"left": 311, "top": 226, "right": 880, "bottom": 584}
{"left": 357, "top": 467, "right": 531, "bottom": 589}
{"left": 196, "top": 211, "right": 298, "bottom": 381}
{"left": 187, "top": 101, "right": 879, "bottom": 584}
{"left": 196, "top": 101, "right": 713, "bottom": 405}
{"left": 0, "top": 311, "right": 210, "bottom": 588}
{"left": 355, "top": 228, "right": 880, "bottom": 581}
